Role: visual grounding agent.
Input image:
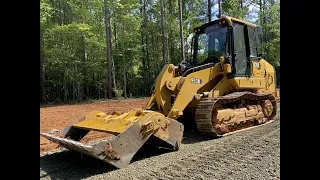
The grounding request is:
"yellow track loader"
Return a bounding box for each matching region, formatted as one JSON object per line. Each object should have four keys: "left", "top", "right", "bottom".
{"left": 40, "top": 16, "right": 279, "bottom": 169}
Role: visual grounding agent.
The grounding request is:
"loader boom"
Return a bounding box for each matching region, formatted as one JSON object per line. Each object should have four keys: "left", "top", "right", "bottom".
{"left": 145, "top": 16, "right": 277, "bottom": 121}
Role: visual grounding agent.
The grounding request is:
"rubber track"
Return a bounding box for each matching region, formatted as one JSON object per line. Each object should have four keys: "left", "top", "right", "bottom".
{"left": 195, "top": 91, "right": 277, "bottom": 137}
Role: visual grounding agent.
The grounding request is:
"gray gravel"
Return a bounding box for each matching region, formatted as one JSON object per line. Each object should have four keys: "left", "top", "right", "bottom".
{"left": 40, "top": 103, "right": 280, "bottom": 180}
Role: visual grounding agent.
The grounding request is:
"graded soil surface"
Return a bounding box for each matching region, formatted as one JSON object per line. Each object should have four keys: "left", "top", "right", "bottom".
{"left": 40, "top": 101, "right": 280, "bottom": 180}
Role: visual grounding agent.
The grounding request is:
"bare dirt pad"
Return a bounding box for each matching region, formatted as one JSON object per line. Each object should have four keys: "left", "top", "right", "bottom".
{"left": 40, "top": 98, "right": 149, "bottom": 153}
{"left": 40, "top": 103, "right": 280, "bottom": 180}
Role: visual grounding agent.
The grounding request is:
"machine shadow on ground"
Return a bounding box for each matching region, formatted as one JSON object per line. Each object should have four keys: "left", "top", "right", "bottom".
{"left": 40, "top": 129, "right": 212, "bottom": 179}
{"left": 40, "top": 150, "right": 116, "bottom": 179}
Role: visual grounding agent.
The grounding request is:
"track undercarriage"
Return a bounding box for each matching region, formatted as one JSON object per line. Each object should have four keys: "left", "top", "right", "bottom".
{"left": 195, "top": 91, "right": 277, "bottom": 137}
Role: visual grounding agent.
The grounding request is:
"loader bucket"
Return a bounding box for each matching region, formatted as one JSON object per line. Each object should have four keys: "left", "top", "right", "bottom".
{"left": 40, "top": 109, "right": 184, "bottom": 169}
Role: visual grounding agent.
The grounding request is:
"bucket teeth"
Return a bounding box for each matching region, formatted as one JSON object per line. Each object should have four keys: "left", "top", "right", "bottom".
{"left": 40, "top": 132, "right": 94, "bottom": 155}
{"left": 40, "top": 111, "right": 184, "bottom": 169}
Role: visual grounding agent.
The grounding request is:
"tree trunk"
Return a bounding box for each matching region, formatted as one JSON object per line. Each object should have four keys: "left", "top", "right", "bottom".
{"left": 104, "top": 82, "right": 107, "bottom": 99}
{"left": 263, "top": 0, "right": 267, "bottom": 43}
{"left": 146, "top": 32, "right": 150, "bottom": 93}
{"left": 109, "top": 17, "right": 117, "bottom": 91}
{"left": 169, "top": 0, "right": 174, "bottom": 64}
{"left": 123, "top": 72, "right": 127, "bottom": 99}
{"left": 164, "top": 1, "right": 169, "bottom": 63}
{"left": 121, "top": 23, "right": 127, "bottom": 99}
{"left": 178, "top": 0, "right": 185, "bottom": 62}
{"left": 114, "top": 20, "right": 117, "bottom": 44}
{"left": 112, "top": 60, "right": 117, "bottom": 91}
{"left": 82, "top": 34, "right": 89, "bottom": 99}
{"left": 98, "top": 82, "right": 101, "bottom": 99}
{"left": 143, "top": 0, "right": 150, "bottom": 95}
{"left": 63, "top": 62, "right": 67, "bottom": 101}
{"left": 104, "top": 0, "right": 113, "bottom": 98}
{"left": 208, "top": 0, "right": 212, "bottom": 22}
{"left": 72, "top": 56, "right": 76, "bottom": 101}
{"left": 218, "top": 0, "right": 222, "bottom": 18}
{"left": 58, "top": 0, "right": 68, "bottom": 102}
{"left": 259, "top": 0, "right": 263, "bottom": 43}
{"left": 240, "top": 0, "right": 243, "bottom": 18}
{"left": 259, "top": 0, "right": 267, "bottom": 43}
{"left": 40, "top": 26, "right": 46, "bottom": 103}
{"left": 141, "top": 0, "right": 147, "bottom": 94}
{"left": 259, "top": 0, "right": 262, "bottom": 23}
{"left": 78, "top": 82, "right": 82, "bottom": 101}
{"left": 160, "top": 0, "right": 167, "bottom": 65}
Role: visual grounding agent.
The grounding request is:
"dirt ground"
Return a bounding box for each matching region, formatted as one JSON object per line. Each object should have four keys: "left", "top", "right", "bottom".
{"left": 40, "top": 99, "right": 280, "bottom": 180}
{"left": 40, "top": 98, "right": 149, "bottom": 153}
{"left": 40, "top": 96, "right": 280, "bottom": 153}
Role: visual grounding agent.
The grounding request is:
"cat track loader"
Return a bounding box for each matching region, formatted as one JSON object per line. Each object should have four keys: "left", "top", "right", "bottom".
{"left": 40, "top": 16, "right": 279, "bottom": 169}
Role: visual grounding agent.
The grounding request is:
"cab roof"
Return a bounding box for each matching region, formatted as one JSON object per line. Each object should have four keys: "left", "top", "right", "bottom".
{"left": 194, "top": 16, "right": 257, "bottom": 32}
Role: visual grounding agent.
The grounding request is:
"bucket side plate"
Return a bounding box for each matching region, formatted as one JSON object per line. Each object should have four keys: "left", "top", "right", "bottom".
{"left": 40, "top": 111, "right": 184, "bottom": 169}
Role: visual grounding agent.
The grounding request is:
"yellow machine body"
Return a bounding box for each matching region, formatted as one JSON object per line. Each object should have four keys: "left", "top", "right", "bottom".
{"left": 40, "top": 16, "right": 279, "bottom": 169}
{"left": 145, "top": 58, "right": 277, "bottom": 119}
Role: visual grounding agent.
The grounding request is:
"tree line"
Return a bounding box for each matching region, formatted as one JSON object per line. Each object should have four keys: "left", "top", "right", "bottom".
{"left": 40, "top": 0, "right": 280, "bottom": 103}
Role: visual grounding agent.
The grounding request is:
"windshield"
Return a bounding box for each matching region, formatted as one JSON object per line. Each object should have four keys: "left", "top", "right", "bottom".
{"left": 195, "top": 25, "right": 228, "bottom": 65}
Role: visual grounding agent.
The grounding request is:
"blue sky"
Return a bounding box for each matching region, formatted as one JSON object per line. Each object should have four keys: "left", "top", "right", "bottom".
{"left": 186, "top": 1, "right": 260, "bottom": 48}
{"left": 209, "top": 0, "right": 259, "bottom": 23}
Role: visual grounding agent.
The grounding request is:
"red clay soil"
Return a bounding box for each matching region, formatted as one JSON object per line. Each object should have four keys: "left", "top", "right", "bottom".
{"left": 40, "top": 98, "right": 149, "bottom": 153}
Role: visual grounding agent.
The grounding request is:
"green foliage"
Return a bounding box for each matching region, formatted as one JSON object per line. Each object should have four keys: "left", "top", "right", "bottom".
{"left": 40, "top": 0, "right": 280, "bottom": 103}
{"left": 259, "top": 0, "right": 280, "bottom": 67}
{"left": 222, "top": 0, "right": 248, "bottom": 19}
{"left": 40, "top": 0, "right": 53, "bottom": 23}
{"left": 113, "top": 88, "right": 123, "bottom": 99}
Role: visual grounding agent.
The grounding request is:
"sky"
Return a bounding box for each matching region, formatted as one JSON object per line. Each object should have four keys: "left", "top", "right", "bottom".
{"left": 186, "top": 1, "right": 260, "bottom": 52}
{"left": 210, "top": 1, "right": 259, "bottom": 23}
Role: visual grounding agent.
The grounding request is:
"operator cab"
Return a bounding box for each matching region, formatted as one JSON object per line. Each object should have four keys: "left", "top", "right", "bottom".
{"left": 193, "top": 19, "right": 229, "bottom": 66}
{"left": 179, "top": 16, "right": 262, "bottom": 77}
